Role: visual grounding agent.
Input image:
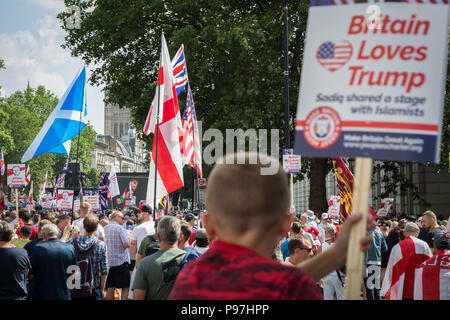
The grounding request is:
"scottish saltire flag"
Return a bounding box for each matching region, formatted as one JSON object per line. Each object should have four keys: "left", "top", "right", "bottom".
{"left": 0, "top": 152, "right": 5, "bottom": 176}
{"left": 21, "top": 67, "right": 88, "bottom": 162}
{"left": 181, "top": 84, "right": 202, "bottom": 178}
{"left": 99, "top": 172, "right": 108, "bottom": 214}
{"left": 171, "top": 45, "right": 188, "bottom": 96}
{"left": 145, "top": 33, "right": 184, "bottom": 206}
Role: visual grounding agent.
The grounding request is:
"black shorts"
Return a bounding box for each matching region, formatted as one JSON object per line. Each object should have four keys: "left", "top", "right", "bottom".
{"left": 106, "top": 262, "right": 131, "bottom": 289}
{"left": 129, "top": 259, "right": 136, "bottom": 271}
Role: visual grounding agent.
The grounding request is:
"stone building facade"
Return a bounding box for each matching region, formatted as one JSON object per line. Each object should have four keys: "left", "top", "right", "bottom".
{"left": 91, "top": 104, "right": 146, "bottom": 173}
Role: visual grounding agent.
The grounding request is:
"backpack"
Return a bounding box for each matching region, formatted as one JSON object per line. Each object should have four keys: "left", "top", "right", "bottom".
{"left": 144, "top": 234, "right": 160, "bottom": 256}
{"left": 71, "top": 240, "right": 99, "bottom": 299}
{"left": 161, "top": 252, "right": 186, "bottom": 285}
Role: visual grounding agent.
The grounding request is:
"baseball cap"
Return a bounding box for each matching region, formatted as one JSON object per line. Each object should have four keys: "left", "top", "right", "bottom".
{"left": 306, "top": 210, "right": 315, "bottom": 218}
{"left": 404, "top": 222, "right": 420, "bottom": 233}
{"left": 185, "top": 213, "right": 195, "bottom": 222}
{"left": 406, "top": 215, "right": 417, "bottom": 222}
{"left": 432, "top": 231, "right": 450, "bottom": 250}
{"left": 321, "top": 213, "right": 329, "bottom": 220}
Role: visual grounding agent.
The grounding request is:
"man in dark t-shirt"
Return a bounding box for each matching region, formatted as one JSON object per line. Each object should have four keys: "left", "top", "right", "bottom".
{"left": 29, "top": 223, "right": 77, "bottom": 300}
{"left": 169, "top": 152, "right": 375, "bottom": 300}
{"left": 0, "top": 221, "right": 31, "bottom": 300}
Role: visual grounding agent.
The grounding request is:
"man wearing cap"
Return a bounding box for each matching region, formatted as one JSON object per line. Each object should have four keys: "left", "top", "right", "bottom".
{"left": 413, "top": 230, "right": 450, "bottom": 300}
{"left": 185, "top": 213, "right": 197, "bottom": 245}
{"left": 16, "top": 209, "right": 37, "bottom": 241}
{"left": 318, "top": 213, "right": 331, "bottom": 243}
{"left": 305, "top": 210, "right": 317, "bottom": 229}
{"left": 129, "top": 204, "right": 155, "bottom": 298}
{"left": 381, "top": 222, "right": 432, "bottom": 300}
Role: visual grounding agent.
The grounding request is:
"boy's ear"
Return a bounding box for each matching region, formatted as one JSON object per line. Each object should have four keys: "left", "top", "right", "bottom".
{"left": 202, "top": 213, "right": 217, "bottom": 240}
{"left": 279, "top": 210, "right": 294, "bottom": 238}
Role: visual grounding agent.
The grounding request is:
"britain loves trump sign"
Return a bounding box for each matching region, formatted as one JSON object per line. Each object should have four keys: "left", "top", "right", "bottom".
{"left": 294, "top": 0, "right": 449, "bottom": 163}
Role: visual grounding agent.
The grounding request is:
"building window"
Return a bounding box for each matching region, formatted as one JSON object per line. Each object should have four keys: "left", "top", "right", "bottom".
{"left": 120, "top": 123, "right": 123, "bottom": 136}
{"left": 114, "top": 123, "right": 118, "bottom": 137}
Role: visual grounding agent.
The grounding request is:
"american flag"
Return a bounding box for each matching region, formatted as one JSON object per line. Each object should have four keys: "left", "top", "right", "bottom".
{"left": 181, "top": 84, "right": 202, "bottom": 178}
{"left": 0, "top": 152, "right": 5, "bottom": 176}
{"left": 99, "top": 172, "right": 108, "bottom": 214}
{"left": 56, "top": 158, "right": 69, "bottom": 187}
{"left": 316, "top": 41, "right": 353, "bottom": 72}
{"left": 171, "top": 45, "right": 188, "bottom": 96}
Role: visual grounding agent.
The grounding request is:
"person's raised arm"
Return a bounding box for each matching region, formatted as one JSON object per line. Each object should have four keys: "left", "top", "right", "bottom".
{"left": 297, "top": 213, "right": 375, "bottom": 282}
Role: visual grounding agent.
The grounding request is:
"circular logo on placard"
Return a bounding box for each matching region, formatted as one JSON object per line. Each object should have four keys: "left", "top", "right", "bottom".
{"left": 303, "top": 106, "right": 341, "bottom": 149}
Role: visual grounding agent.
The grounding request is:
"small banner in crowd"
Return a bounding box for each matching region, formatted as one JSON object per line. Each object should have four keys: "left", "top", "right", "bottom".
{"left": 327, "top": 195, "right": 341, "bottom": 220}
{"left": 83, "top": 189, "right": 100, "bottom": 212}
{"left": 377, "top": 198, "right": 394, "bottom": 217}
{"left": 7, "top": 164, "right": 26, "bottom": 189}
{"left": 56, "top": 189, "right": 73, "bottom": 211}
{"left": 282, "top": 149, "right": 302, "bottom": 174}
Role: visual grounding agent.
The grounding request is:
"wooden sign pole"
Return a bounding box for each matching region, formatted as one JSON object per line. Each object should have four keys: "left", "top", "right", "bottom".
{"left": 290, "top": 174, "right": 294, "bottom": 206}
{"left": 16, "top": 188, "right": 19, "bottom": 214}
{"left": 344, "top": 157, "right": 373, "bottom": 300}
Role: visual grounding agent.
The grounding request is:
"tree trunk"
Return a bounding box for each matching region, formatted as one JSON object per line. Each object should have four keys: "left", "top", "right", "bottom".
{"left": 309, "top": 158, "right": 328, "bottom": 215}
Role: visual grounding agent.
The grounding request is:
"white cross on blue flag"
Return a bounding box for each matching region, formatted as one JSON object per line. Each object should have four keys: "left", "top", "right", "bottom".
{"left": 21, "top": 67, "right": 88, "bottom": 163}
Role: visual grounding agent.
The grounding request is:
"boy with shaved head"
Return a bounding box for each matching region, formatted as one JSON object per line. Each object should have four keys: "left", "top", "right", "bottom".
{"left": 169, "top": 152, "right": 375, "bottom": 300}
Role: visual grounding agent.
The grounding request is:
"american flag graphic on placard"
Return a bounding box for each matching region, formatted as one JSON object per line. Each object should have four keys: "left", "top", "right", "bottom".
{"left": 316, "top": 40, "right": 353, "bottom": 72}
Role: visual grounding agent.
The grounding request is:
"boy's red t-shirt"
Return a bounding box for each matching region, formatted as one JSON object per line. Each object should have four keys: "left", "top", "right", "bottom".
{"left": 169, "top": 240, "right": 323, "bottom": 300}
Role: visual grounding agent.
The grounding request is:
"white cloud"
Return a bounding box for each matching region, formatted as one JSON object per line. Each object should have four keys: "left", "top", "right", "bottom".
{"left": 0, "top": 13, "right": 105, "bottom": 134}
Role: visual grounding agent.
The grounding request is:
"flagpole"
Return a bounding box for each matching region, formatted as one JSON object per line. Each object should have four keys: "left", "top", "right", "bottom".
{"left": 153, "top": 56, "right": 162, "bottom": 221}
{"left": 189, "top": 84, "right": 201, "bottom": 210}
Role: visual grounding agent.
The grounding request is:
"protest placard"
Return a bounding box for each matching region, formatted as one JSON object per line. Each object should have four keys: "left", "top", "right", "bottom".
{"left": 377, "top": 198, "right": 394, "bottom": 217}
{"left": 7, "top": 164, "right": 26, "bottom": 189}
{"left": 328, "top": 196, "right": 341, "bottom": 219}
{"left": 56, "top": 189, "right": 73, "bottom": 211}
{"left": 294, "top": 2, "right": 449, "bottom": 163}
{"left": 282, "top": 149, "right": 302, "bottom": 173}
{"left": 293, "top": 1, "right": 449, "bottom": 300}
{"left": 83, "top": 189, "right": 100, "bottom": 212}
{"left": 41, "top": 192, "right": 53, "bottom": 210}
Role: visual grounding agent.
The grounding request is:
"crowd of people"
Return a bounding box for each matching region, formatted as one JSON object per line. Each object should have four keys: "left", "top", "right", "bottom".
{"left": 0, "top": 152, "right": 448, "bottom": 300}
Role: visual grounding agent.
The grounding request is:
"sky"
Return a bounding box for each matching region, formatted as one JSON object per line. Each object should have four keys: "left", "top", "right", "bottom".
{"left": 0, "top": 0, "right": 105, "bottom": 134}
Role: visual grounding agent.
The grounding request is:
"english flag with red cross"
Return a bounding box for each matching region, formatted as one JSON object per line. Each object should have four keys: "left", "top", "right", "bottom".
{"left": 144, "top": 34, "right": 184, "bottom": 206}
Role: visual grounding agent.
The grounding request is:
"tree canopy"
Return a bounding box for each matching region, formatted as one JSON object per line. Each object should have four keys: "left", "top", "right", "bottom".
{"left": 58, "top": 0, "right": 449, "bottom": 212}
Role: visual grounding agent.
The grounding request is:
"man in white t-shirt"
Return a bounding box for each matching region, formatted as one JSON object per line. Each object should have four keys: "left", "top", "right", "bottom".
{"left": 129, "top": 204, "right": 155, "bottom": 298}
{"left": 73, "top": 202, "right": 106, "bottom": 242}
{"left": 318, "top": 213, "right": 331, "bottom": 243}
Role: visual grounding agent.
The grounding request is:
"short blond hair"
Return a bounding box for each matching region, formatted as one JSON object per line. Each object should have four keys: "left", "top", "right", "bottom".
{"left": 80, "top": 202, "right": 92, "bottom": 212}
{"left": 109, "top": 210, "right": 123, "bottom": 220}
{"left": 422, "top": 210, "right": 436, "bottom": 221}
{"left": 205, "top": 152, "right": 289, "bottom": 236}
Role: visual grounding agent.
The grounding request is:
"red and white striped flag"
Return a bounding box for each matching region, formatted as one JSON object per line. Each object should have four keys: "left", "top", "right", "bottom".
{"left": 381, "top": 236, "right": 432, "bottom": 300}
{"left": 181, "top": 84, "right": 202, "bottom": 178}
{"left": 25, "top": 165, "right": 30, "bottom": 186}
{"left": 39, "top": 172, "right": 47, "bottom": 202}
{"left": 145, "top": 34, "right": 184, "bottom": 206}
{"left": 414, "top": 250, "right": 450, "bottom": 300}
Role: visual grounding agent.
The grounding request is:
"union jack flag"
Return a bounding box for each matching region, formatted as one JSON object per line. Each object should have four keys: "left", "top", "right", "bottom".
{"left": 181, "top": 83, "right": 202, "bottom": 178}
{"left": 56, "top": 158, "right": 69, "bottom": 187}
{"left": 171, "top": 45, "right": 188, "bottom": 96}
{"left": 0, "top": 152, "right": 5, "bottom": 176}
{"left": 25, "top": 166, "right": 30, "bottom": 186}
{"left": 99, "top": 172, "right": 108, "bottom": 214}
